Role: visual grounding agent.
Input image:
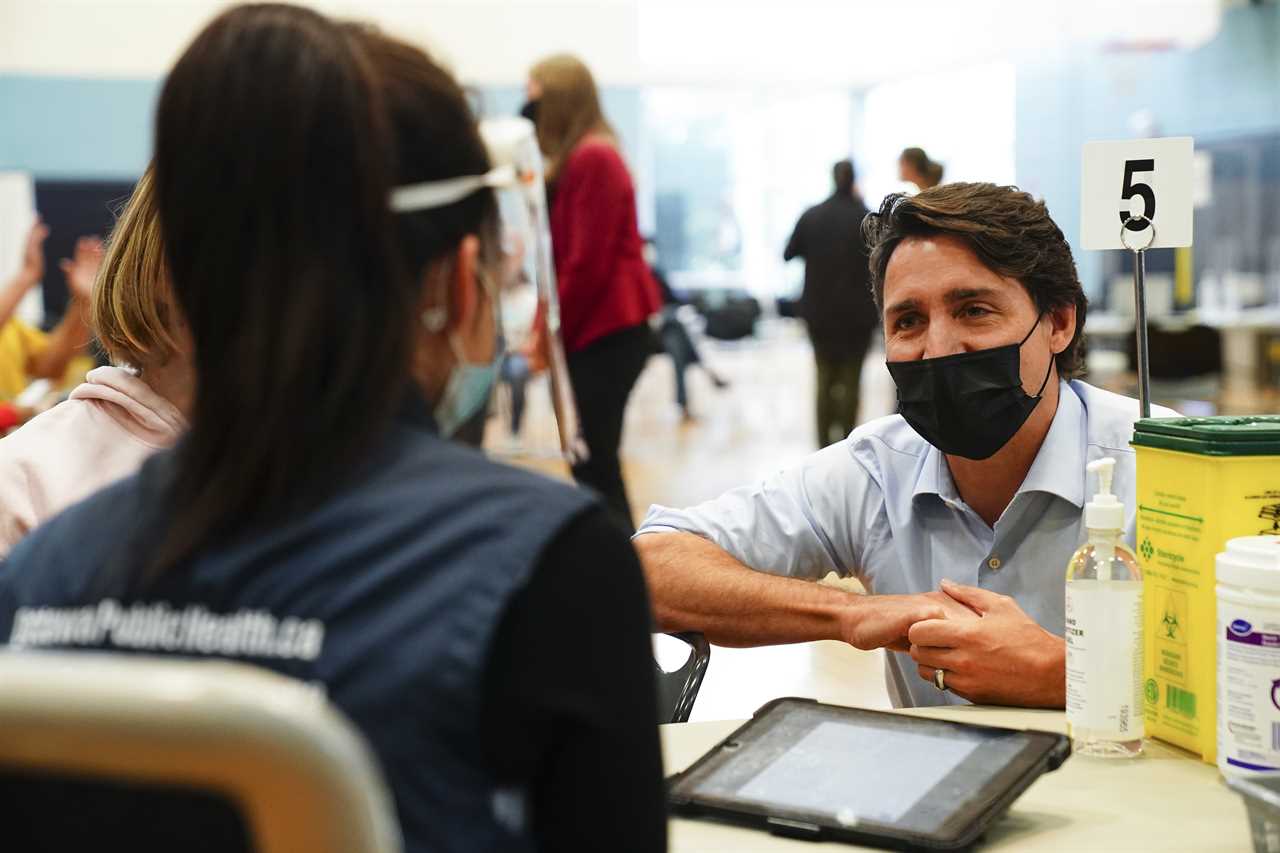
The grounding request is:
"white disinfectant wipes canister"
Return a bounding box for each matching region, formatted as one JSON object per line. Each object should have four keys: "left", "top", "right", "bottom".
{"left": 1217, "top": 535, "right": 1280, "bottom": 777}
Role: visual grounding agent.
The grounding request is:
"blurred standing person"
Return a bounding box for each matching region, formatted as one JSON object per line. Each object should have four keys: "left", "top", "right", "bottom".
{"left": 899, "top": 146, "right": 944, "bottom": 191}
{"left": 784, "top": 159, "right": 878, "bottom": 447}
{"left": 646, "top": 238, "right": 728, "bottom": 421}
{"left": 524, "top": 54, "right": 660, "bottom": 532}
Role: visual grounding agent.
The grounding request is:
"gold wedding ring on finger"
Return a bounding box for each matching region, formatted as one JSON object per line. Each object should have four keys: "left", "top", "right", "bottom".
{"left": 933, "top": 668, "right": 948, "bottom": 692}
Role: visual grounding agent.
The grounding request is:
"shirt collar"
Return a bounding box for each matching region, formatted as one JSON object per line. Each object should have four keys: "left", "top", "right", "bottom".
{"left": 912, "top": 443, "right": 959, "bottom": 504}
{"left": 1016, "top": 379, "right": 1086, "bottom": 507}
{"left": 911, "top": 380, "right": 1086, "bottom": 509}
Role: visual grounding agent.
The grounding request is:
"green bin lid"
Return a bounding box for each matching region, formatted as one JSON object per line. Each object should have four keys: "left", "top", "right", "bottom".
{"left": 1131, "top": 416, "right": 1280, "bottom": 456}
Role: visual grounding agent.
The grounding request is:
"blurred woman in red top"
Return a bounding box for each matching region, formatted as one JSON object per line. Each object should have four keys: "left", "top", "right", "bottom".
{"left": 526, "top": 54, "right": 660, "bottom": 532}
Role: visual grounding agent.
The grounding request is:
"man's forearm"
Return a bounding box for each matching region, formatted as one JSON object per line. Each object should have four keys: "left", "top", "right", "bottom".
{"left": 635, "top": 531, "right": 854, "bottom": 647}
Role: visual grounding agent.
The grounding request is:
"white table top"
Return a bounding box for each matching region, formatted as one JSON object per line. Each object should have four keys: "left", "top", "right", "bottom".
{"left": 662, "top": 705, "right": 1252, "bottom": 851}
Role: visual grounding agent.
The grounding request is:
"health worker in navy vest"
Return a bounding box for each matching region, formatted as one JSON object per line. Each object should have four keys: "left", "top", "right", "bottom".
{"left": 636, "top": 183, "right": 1177, "bottom": 710}
{"left": 0, "top": 7, "right": 666, "bottom": 853}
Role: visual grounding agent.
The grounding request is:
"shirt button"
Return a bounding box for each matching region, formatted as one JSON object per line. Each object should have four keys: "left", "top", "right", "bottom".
{"left": 987, "top": 557, "right": 1002, "bottom": 570}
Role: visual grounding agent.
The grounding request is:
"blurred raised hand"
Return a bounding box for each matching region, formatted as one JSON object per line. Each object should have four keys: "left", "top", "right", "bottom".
{"left": 2, "top": 219, "right": 51, "bottom": 328}
{"left": 18, "top": 217, "right": 50, "bottom": 288}
{"left": 59, "top": 236, "right": 105, "bottom": 301}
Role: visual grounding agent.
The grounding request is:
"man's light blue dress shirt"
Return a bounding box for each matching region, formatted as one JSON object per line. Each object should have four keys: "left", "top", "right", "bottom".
{"left": 636, "top": 380, "right": 1177, "bottom": 708}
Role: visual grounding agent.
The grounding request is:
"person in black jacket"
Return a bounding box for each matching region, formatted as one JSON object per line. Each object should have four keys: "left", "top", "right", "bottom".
{"left": 784, "top": 159, "right": 879, "bottom": 447}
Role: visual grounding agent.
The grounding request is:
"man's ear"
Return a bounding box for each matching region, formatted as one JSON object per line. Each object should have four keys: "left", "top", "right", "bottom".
{"left": 1047, "top": 302, "right": 1076, "bottom": 356}
{"left": 442, "top": 235, "right": 481, "bottom": 334}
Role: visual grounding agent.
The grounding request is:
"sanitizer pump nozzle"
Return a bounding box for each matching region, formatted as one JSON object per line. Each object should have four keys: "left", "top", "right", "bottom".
{"left": 1085, "top": 458, "right": 1123, "bottom": 575}
{"left": 1085, "top": 458, "right": 1124, "bottom": 534}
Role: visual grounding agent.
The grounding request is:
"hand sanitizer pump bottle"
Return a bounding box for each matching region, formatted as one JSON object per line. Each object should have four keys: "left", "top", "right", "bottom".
{"left": 1066, "top": 457, "right": 1145, "bottom": 758}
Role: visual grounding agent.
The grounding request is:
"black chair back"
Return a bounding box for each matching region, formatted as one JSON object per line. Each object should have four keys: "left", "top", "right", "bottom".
{"left": 655, "top": 632, "right": 709, "bottom": 724}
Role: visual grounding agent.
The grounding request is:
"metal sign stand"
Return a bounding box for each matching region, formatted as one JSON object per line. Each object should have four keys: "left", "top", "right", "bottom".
{"left": 1122, "top": 213, "right": 1157, "bottom": 419}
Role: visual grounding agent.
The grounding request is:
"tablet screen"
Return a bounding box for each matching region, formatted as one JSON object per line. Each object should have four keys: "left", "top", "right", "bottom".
{"left": 737, "top": 720, "right": 982, "bottom": 824}
{"left": 673, "top": 699, "right": 1048, "bottom": 840}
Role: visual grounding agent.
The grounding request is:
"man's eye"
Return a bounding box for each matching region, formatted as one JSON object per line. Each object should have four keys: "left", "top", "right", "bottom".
{"left": 961, "top": 305, "right": 991, "bottom": 319}
{"left": 893, "top": 315, "right": 920, "bottom": 331}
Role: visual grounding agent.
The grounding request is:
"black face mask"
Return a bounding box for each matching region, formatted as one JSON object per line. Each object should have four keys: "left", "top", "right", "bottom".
{"left": 519, "top": 98, "right": 540, "bottom": 126}
{"left": 886, "top": 317, "right": 1055, "bottom": 461}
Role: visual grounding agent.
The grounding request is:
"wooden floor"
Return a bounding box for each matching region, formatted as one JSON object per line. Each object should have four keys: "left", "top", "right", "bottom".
{"left": 484, "top": 318, "right": 898, "bottom": 720}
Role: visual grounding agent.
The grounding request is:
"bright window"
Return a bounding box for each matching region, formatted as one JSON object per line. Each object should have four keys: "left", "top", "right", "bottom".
{"left": 857, "top": 63, "right": 1017, "bottom": 206}
{"left": 644, "top": 87, "right": 854, "bottom": 297}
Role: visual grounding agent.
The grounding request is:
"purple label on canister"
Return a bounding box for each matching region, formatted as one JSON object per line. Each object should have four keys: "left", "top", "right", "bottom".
{"left": 1224, "top": 629, "right": 1280, "bottom": 647}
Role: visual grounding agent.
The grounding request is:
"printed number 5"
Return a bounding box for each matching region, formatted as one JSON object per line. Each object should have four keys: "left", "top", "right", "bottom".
{"left": 1120, "top": 159, "right": 1155, "bottom": 231}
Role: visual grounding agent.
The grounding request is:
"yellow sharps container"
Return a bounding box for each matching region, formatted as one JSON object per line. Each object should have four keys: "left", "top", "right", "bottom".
{"left": 1131, "top": 416, "right": 1280, "bottom": 763}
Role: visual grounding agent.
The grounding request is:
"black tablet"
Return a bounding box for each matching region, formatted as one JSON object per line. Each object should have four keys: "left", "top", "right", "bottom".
{"left": 667, "top": 698, "right": 1070, "bottom": 851}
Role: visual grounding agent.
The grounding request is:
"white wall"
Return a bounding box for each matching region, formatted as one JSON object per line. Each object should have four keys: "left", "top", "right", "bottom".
{"left": 0, "top": 172, "right": 43, "bottom": 325}
{"left": 0, "top": 172, "right": 35, "bottom": 283}
{"left": 0, "top": 0, "right": 1224, "bottom": 86}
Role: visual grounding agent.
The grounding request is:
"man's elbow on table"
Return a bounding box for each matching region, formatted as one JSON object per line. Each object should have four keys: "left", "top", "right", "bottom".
{"left": 633, "top": 530, "right": 712, "bottom": 633}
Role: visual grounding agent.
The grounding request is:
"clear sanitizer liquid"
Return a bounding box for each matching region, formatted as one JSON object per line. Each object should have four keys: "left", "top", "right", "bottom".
{"left": 1065, "top": 458, "right": 1144, "bottom": 758}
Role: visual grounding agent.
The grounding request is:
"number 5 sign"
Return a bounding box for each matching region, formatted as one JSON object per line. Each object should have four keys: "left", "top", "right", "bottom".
{"left": 1081, "top": 137, "right": 1194, "bottom": 250}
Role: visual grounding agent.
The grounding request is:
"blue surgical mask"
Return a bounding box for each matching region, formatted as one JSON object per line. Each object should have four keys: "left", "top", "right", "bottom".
{"left": 421, "top": 266, "right": 504, "bottom": 438}
{"left": 391, "top": 165, "right": 515, "bottom": 438}
{"left": 433, "top": 331, "right": 504, "bottom": 438}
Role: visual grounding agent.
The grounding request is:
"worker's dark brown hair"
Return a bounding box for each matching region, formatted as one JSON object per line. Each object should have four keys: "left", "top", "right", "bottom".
{"left": 148, "top": 4, "right": 494, "bottom": 577}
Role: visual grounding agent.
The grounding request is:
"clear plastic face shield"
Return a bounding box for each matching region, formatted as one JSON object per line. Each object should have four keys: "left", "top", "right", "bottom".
{"left": 389, "top": 117, "right": 587, "bottom": 463}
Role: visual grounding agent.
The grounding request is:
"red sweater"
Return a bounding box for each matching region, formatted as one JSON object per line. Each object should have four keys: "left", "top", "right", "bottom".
{"left": 550, "top": 136, "right": 660, "bottom": 354}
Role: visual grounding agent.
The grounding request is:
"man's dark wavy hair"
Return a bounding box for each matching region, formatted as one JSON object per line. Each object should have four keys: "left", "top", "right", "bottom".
{"left": 862, "top": 182, "right": 1089, "bottom": 378}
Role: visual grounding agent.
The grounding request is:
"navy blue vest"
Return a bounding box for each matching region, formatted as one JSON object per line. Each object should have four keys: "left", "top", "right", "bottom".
{"left": 0, "top": 408, "right": 596, "bottom": 852}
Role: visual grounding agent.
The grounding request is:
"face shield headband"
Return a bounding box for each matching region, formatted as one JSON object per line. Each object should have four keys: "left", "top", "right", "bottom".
{"left": 389, "top": 165, "right": 516, "bottom": 213}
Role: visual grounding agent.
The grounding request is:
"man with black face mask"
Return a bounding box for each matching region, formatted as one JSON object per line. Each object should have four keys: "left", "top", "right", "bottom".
{"left": 634, "top": 183, "right": 1177, "bottom": 709}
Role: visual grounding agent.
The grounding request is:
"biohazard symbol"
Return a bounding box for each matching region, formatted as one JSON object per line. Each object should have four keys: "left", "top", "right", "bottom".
{"left": 1259, "top": 504, "right": 1280, "bottom": 536}
{"left": 1160, "top": 590, "right": 1186, "bottom": 644}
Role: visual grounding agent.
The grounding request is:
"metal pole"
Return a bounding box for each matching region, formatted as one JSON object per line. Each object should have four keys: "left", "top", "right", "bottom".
{"left": 1133, "top": 247, "right": 1151, "bottom": 419}
{"left": 1122, "top": 213, "right": 1156, "bottom": 421}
